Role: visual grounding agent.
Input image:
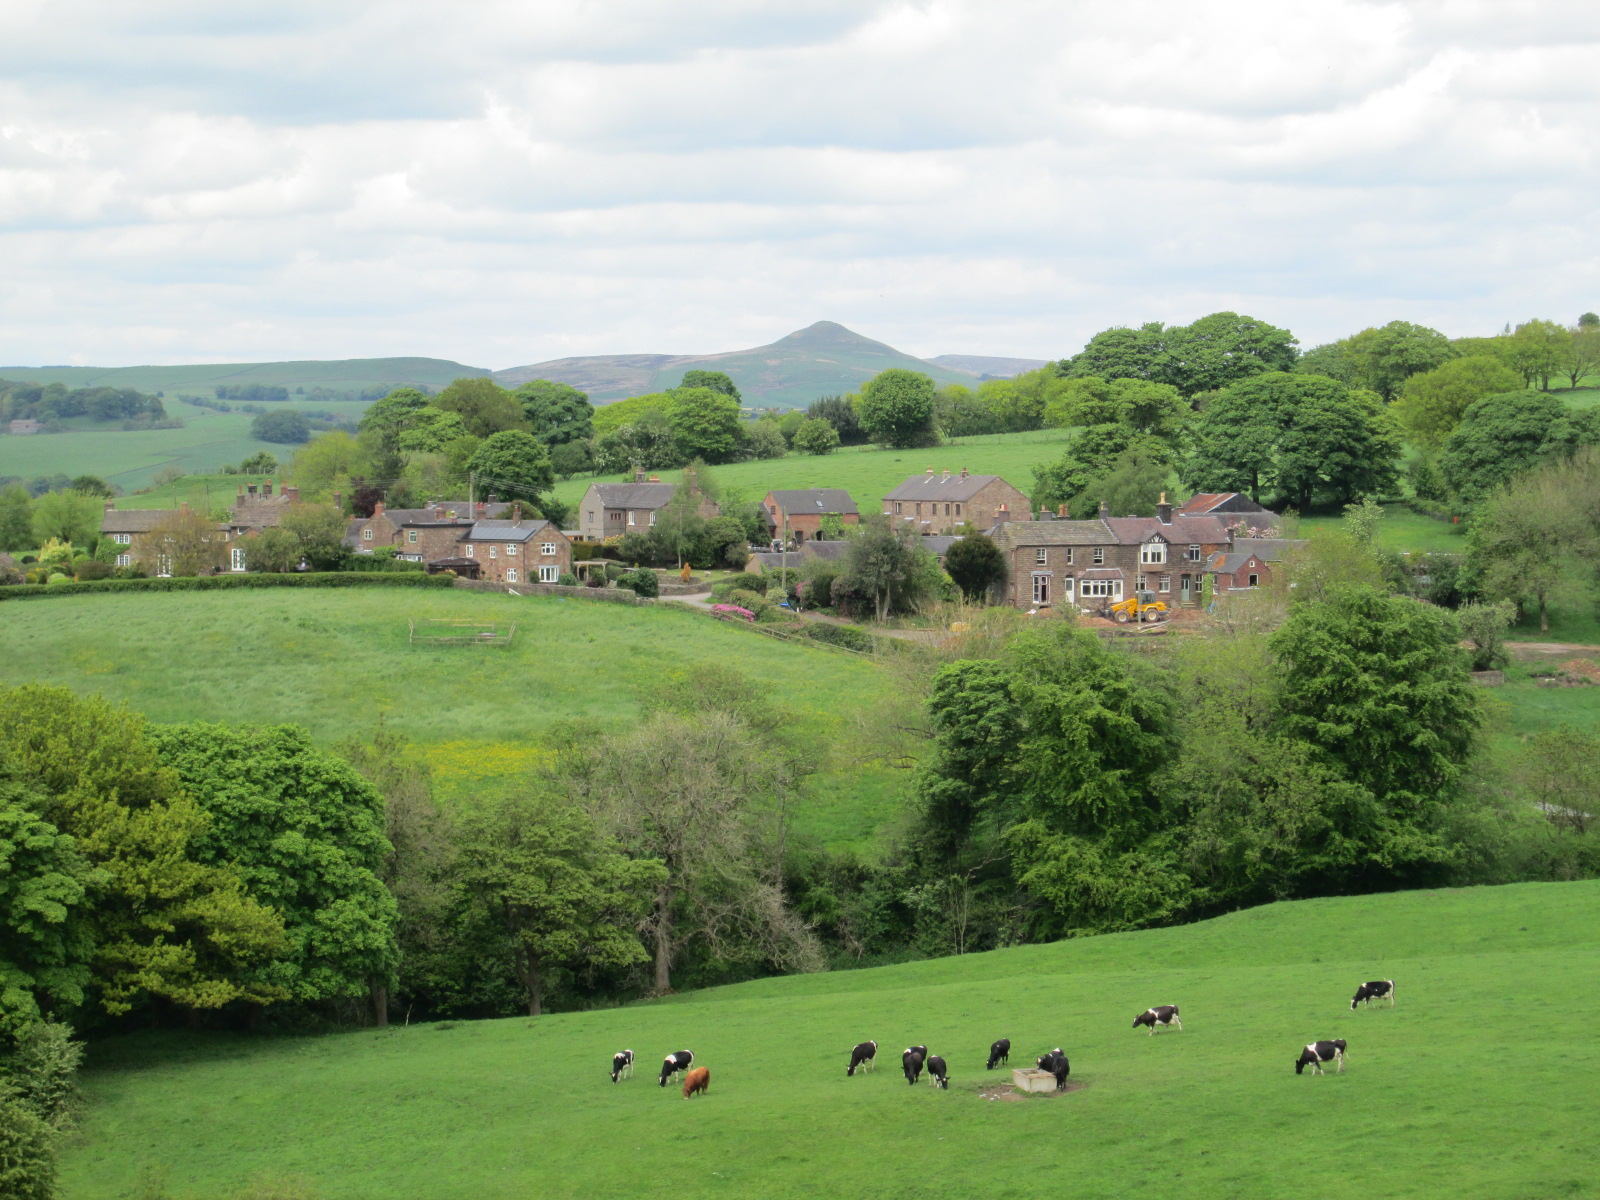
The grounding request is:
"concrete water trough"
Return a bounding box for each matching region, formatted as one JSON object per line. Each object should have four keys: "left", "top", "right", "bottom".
{"left": 1012, "top": 1068, "right": 1059, "bottom": 1094}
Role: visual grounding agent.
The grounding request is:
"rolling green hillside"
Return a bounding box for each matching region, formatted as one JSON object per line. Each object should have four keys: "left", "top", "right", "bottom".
{"left": 0, "top": 588, "right": 906, "bottom": 848}
{"left": 59, "top": 880, "right": 1600, "bottom": 1200}
{"left": 0, "top": 356, "right": 489, "bottom": 396}
{"left": 496, "top": 321, "right": 981, "bottom": 408}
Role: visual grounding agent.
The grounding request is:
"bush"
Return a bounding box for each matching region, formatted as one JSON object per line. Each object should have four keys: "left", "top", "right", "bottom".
{"left": 4, "top": 1023, "right": 83, "bottom": 1130}
{"left": 727, "top": 587, "right": 768, "bottom": 614}
{"left": 801, "top": 622, "right": 875, "bottom": 653}
{"left": 799, "top": 570, "right": 835, "bottom": 610}
{"left": 570, "top": 542, "right": 599, "bottom": 562}
{"left": 724, "top": 572, "right": 768, "bottom": 596}
{"left": 619, "top": 568, "right": 659, "bottom": 598}
{"left": 73, "top": 560, "right": 112, "bottom": 582}
{"left": 0, "top": 1086, "right": 55, "bottom": 1200}
{"left": 0, "top": 573, "right": 456, "bottom": 602}
{"left": 557, "top": 572, "right": 578, "bottom": 586}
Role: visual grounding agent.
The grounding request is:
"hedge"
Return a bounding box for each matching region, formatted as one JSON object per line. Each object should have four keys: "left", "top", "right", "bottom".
{"left": 0, "top": 572, "right": 456, "bottom": 601}
{"left": 799, "top": 622, "right": 875, "bottom": 653}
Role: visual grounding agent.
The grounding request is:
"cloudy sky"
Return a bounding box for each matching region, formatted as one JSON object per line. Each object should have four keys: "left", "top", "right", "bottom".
{"left": 2, "top": 0, "right": 1596, "bottom": 369}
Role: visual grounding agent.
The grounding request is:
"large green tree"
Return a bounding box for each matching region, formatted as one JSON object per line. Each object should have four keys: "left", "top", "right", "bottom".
{"left": 1161, "top": 312, "right": 1299, "bottom": 395}
{"left": 679, "top": 370, "right": 740, "bottom": 401}
{"left": 1392, "top": 356, "right": 1523, "bottom": 448}
{"left": 943, "top": 533, "right": 1007, "bottom": 602}
{"left": 1060, "top": 322, "right": 1168, "bottom": 381}
{"left": 1437, "top": 390, "right": 1600, "bottom": 506}
{"left": 465, "top": 431, "right": 556, "bottom": 510}
{"left": 856, "top": 369, "right": 939, "bottom": 448}
{"left": 1466, "top": 467, "right": 1588, "bottom": 632}
{"left": 29, "top": 491, "right": 101, "bottom": 547}
{"left": 1506, "top": 319, "right": 1569, "bottom": 391}
{"left": 149, "top": 724, "right": 399, "bottom": 1014}
{"left": 668, "top": 387, "right": 745, "bottom": 464}
{"left": 512, "top": 380, "right": 594, "bottom": 446}
{"left": 433, "top": 377, "right": 526, "bottom": 439}
{"left": 0, "top": 485, "right": 35, "bottom": 551}
{"left": 278, "top": 502, "right": 349, "bottom": 571}
{"left": 1344, "top": 321, "right": 1457, "bottom": 399}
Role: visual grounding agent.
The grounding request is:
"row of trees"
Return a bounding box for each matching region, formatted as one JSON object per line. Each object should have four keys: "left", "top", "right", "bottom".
{"left": 0, "top": 379, "right": 167, "bottom": 427}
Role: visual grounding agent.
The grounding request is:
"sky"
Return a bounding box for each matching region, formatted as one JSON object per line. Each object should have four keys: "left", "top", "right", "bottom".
{"left": 1, "top": 0, "right": 1597, "bottom": 369}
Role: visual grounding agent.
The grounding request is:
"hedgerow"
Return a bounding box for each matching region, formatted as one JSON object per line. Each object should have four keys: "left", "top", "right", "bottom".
{"left": 0, "top": 573, "right": 455, "bottom": 601}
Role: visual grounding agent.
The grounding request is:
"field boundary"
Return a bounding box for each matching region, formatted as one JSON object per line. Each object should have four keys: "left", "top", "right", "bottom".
{"left": 0, "top": 573, "right": 454, "bottom": 601}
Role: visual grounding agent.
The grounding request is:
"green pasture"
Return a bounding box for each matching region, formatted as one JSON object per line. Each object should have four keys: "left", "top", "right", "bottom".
{"left": 1297, "top": 505, "right": 1468, "bottom": 555}
{"left": 0, "top": 588, "right": 905, "bottom": 847}
{"left": 116, "top": 473, "right": 279, "bottom": 511}
{"left": 0, "top": 355, "right": 487, "bottom": 396}
{"left": 60, "top": 880, "right": 1600, "bottom": 1200}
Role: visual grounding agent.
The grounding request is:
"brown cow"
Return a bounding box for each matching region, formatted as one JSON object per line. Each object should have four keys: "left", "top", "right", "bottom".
{"left": 681, "top": 1066, "right": 711, "bottom": 1098}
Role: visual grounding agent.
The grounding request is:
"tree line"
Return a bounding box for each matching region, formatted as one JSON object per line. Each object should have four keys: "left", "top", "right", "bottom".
{"left": 0, "top": 379, "right": 170, "bottom": 430}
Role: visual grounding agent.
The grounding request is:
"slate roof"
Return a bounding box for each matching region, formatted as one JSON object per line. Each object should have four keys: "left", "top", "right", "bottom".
{"left": 991, "top": 518, "right": 1112, "bottom": 547}
{"left": 920, "top": 535, "right": 961, "bottom": 558}
{"left": 1232, "top": 537, "right": 1302, "bottom": 562}
{"left": 1103, "top": 515, "right": 1232, "bottom": 545}
{"left": 459, "top": 518, "right": 558, "bottom": 544}
{"left": 99, "top": 508, "right": 178, "bottom": 533}
{"left": 342, "top": 518, "right": 366, "bottom": 549}
{"left": 1179, "top": 492, "right": 1278, "bottom": 517}
{"left": 884, "top": 473, "right": 1003, "bottom": 503}
{"left": 766, "top": 488, "right": 859, "bottom": 516}
{"left": 589, "top": 482, "right": 678, "bottom": 510}
{"left": 747, "top": 541, "right": 851, "bottom": 571}
{"left": 1083, "top": 567, "right": 1127, "bottom": 579}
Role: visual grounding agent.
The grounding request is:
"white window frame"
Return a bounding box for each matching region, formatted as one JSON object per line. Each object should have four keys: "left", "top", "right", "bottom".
{"left": 156, "top": 554, "right": 172, "bottom": 578}
{"left": 628, "top": 512, "right": 636, "bottom": 525}
{"left": 406, "top": 530, "right": 418, "bottom": 544}
{"left": 1034, "top": 548, "right": 1048, "bottom": 565}
{"left": 505, "top": 568, "right": 519, "bottom": 583}
{"left": 1093, "top": 547, "right": 1105, "bottom": 565}
{"left": 538, "top": 565, "right": 559, "bottom": 583}
{"left": 1186, "top": 544, "right": 1201, "bottom": 562}
{"left": 1031, "top": 573, "right": 1050, "bottom": 605}
{"left": 113, "top": 532, "right": 132, "bottom": 545}
{"left": 507, "top": 543, "right": 517, "bottom": 557}
{"left": 541, "top": 542, "right": 557, "bottom": 556}
{"left": 362, "top": 527, "right": 373, "bottom": 540}
{"left": 115, "top": 553, "right": 131, "bottom": 567}
{"left": 648, "top": 512, "right": 656, "bottom": 526}
{"left": 1247, "top": 573, "right": 1260, "bottom": 588}
{"left": 1136, "top": 573, "right": 1146, "bottom": 590}
{"left": 1079, "top": 579, "right": 1124, "bottom": 600}
{"left": 1158, "top": 575, "right": 1170, "bottom": 593}
{"left": 489, "top": 545, "right": 498, "bottom": 559}
{"left": 465, "top": 544, "right": 475, "bottom": 558}
{"left": 894, "top": 501, "right": 903, "bottom": 514}
{"left": 231, "top": 547, "right": 247, "bottom": 572}
{"left": 1140, "top": 541, "right": 1167, "bottom": 565}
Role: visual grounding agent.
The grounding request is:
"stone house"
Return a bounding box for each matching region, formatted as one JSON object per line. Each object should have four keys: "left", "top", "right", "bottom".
{"left": 226, "top": 479, "right": 301, "bottom": 536}
{"left": 577, "top": 469, "right": 720, "bottom": 541}
{"left": 98, "top": 500, "right": 236, "bottom": 573}
{"left": 345, "top": 501, "right": 501, "bottom": 562}
{"left": 1205, "top": 538, "right": 1302, "bottom": 596}
{"left": 762, "top": 488, "right": 859, "bottom": 544}
{"left": 882, "top": 468, "right": 1028, "bottom": 535}
{"left": 457, "top": 516, "right": 572, "bottom": 585}
{"left": 1178, "top": 492, "right": 1282, "bottom": 536}
{"left": 8, "top": 419, "right": 41, "bottom": 436}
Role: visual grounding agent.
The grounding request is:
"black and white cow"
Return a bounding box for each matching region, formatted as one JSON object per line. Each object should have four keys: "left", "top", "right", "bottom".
{"left": 658, "top": 1050, "right": 694, "bottom": 1087}
{"left": 1132, "top": 1005, "right": 1182, "bottom": 1035}
{"left": 1351, "top": 980, "right": 1395, "bottom": 1010}
{"left": 1294, "top": 1039, "right": 1347, "bottom": 1075}
{"left": 1036, "top": 1048, "right": 1071, "bottom": 1091}
{"left": 902, "top": 1045, "right": 928, "bottom": 1086}
{"left": 926, "top": 1055, "right": 949, "bottom": 1090}
{"left": 611, "top": 1049, "right": 634, "bottom": 1083}
{"left": 847, "top": 1040, "right": 878, "bottom": 1077}
{"left": 986, "top": 1038, "right": 1011, "bottom": 1070}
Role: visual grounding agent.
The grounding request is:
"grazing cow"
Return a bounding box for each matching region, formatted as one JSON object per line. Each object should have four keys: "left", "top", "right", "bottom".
{"left": 986, "top": 1039, "right": 1011, "bottom": 1070}
{"left": 681, "top": 1066, "right": 711, "bottom": 1099}
{"left": 902, "top": 1045, "right": 928, "bottom": 1086}
{"left": 1132, "top": 1005, "right": 1182, "bottom": 1035}
{"left": 611, "top": 1049, "right": 634, "bottom": 1083}
{"left": 926, "top": 1055, "right": 949, "bottom": 1090}
{"left": 1351, "top": 980, "right": 1395, "bottom": 1010}
{"left": 658, "top": 1050, "right": 694, "bottom": 1087}
{"left": 847, "top": 1040, "right": 878, "bottom": 1077}
{"left": 1295, "top": 1039, "right": 1347, "bottom": 1075}
{"left": 1036, "top": 1048, "right": 1071, "bottom": 1091}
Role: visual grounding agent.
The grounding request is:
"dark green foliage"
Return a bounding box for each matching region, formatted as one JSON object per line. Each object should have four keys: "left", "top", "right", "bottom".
{"left": 1061, "top": 322, "right": 1168, "bottom": 382}
{"left": 0, "top": 1084, "right": 55, "bottom": 1200}
{"left": 856, "top": 370, "right": 939, "bottom": 449}
{"left": 1437, "top": 390, "right": 1600, "bottom": 507}
{"left": 669, "top": 389, "right": 745, "bottom": 464}
{"left": 465, "top": 431, "right": 555, "bottom": 508}
{"left": 799, "top": 621, "right": 874, "bottom": 653}
{"left": 250, "top": 410, "right": 312, "bottom": 444}
{"left": 1162, "top": 312, "right": 1299, "bottom": 395}
{"left": 832, "top": 519, "right": 937, "bottom": 621}
{"left": 618, "top": 568, "right": 659, "bottom": 599}
{"left": 512, "top": 380, "right": 594, "bottom": 446}
{"left": 432, "top": 378, "right": 525, "bottom": 439}
{"left": 792, "top": 417, "right": 840, "bottom": 456}
{"left": 679, "top": 370, "right": 740, "bottom": 401}
{"left": 806, "top": 395, "right": 868, "bottom": 445}
{"left": 942, "top": 533, "right": 1006, "bottom": 601}
{"left": 549, "top": 441, "right": 593, "bottom": 480}
{"left": 0, "top": 573, "right": 454, "bottom": 601}
{"left": 721, "top": 572, "right": 767, "bottom": 596}
{"left": 2, "top": 1023, "right": 82, "bottom": 1130}
{"left": 0, "top": 485, "right": 33, "bottom": 552}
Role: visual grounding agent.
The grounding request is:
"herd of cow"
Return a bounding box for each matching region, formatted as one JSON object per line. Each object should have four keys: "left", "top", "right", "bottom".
{"left": 608, "top": 979, "right": 1396, "bottom": 1097}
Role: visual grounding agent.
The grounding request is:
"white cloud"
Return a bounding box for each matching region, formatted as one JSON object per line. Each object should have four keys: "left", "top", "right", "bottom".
{"left": 0, "top": 0, "right": 1597, "bottom": 368}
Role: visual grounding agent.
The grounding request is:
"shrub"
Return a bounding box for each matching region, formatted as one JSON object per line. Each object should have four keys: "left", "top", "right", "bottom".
{"left": 4, "top": 1023, "right": 83, "bottom": 1130}
{"left": 727, "top": 587, "right": 768, "bottom": 614}
{"left": 72, "top": 560, "right": 112, "bottom": 581}
{"left": 619, "top": 568, "right": 659, "bottom": 599}
{"left": 0, "top": 573, "right": 455, "bottom": 602}
{"left": 801, "top": 622, "right": 874, "bottom": 653}
{"left": 0, "top": 1085, "right": 55, "bottom": 1200}
{"left": 557, "top": 572, "right": 578, "bottom": 586}
{"left": 800, "top": 571, "right": 835, "bottom": 610}
{"left": 570, "top": 542, "right": 598, "bottom": 562}
{"left": 724, "top": 572, "right": 768, "bottom": 596}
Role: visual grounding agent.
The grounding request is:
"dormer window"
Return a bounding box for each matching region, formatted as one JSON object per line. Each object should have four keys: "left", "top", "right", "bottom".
{"left": 1140, "top": 541, "right": 1167, "bottom": 565}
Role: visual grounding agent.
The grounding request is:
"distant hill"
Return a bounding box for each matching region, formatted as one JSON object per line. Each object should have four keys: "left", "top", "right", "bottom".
{"left": 0, "top": 357, "right": 491, "bottom": 397}
{"left": 925, "top": 353, "right": 1051, "bottom": 379}
{"left": 494, "top": 321, "right": 982, "bottom": 409}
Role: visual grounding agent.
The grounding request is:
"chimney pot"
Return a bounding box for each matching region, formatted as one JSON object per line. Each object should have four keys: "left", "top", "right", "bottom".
{"left": 180, "top": 502, "right": 189, "bottom": 513}
{"left": 648, "top": 475, "right": 660, "bottom": 482}
{"left": 373, "top": 502, "right": 385, "bottom": 516}
{"left": 263, "top": 479, "right": 273, "bottom": 496}
{"left": 634, "top": 469, "right": 646, "bottom": 482}
{"left": 511, "top": 503, "right": 522, "bottom": 523}
{"left": 476, "top": 501, "right": 485, "bottom": 516}
{"left": 104, "top": 498, "right": 115, "bottom": 510}
{"left": 284, "top": 485, "right": 298, "bottom": 503}
{"left": 1057, "top": 504, "right": 1067, "bottom": 518}
{"left": 926, "top": 467, "right": 935, "bottom": 475}
{"left": 960, "top": 466, "right": 969, "bottom": 477}
{"left": 1156, "top": 493, "right": 1174, "bottom": 525}
{"left": 1098, "top": 499, "right": 1109, "bottom": 519}
{"left": 247, "top": 484, "right": 257, "bottom": 496}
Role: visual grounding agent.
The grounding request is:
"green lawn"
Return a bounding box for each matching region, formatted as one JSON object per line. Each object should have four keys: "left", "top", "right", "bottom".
{"left": 116, "top": 473, "right": 279, "bottom": 511}
{"left": 1298, "top": 505, "right": 1468, "bottom": 555}
{"left": 59, "top": 880, "right": 1600, "bottom": 1200}
{"left": 0, "top": 588, "right": 906, "bottom": 848}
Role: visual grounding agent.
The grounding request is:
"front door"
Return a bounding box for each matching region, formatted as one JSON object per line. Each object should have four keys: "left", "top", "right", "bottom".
{"left": 1031, "top": 573, "right": 1050, "bottom": 605}
{"left": 1181, "top": 573, "right": 1191, "bottom": 603}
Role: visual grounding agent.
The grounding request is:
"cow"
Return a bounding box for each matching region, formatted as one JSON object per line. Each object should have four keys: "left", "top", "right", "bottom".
{"left": 986, "top": 1039, "right": 1011, "bottom": 1070}
{"left": 1351, "top": 980, "right": 1395, "bottom": 1010}
{"left": 902, "top": 1045, "right": 928, "bottom": 1086}
{"left": 1295, "top": 1039, "right": 1348, "bottom": 1075}
{"left": 658, "top": 1050, "right": 694, "bottom": 1087}
{"left": 1036, "top": 1048, "right": 1070, "bottom": 1091}
{"left": 1132, "top": 1005, "right": 1182, "bottom": 1035}
{"left": 611, "top": 1049, "right": 634, "bottom": 1083}
{"left": 926, "top": 1055, "right": 949, "bottom": 1090}
{"left": 847, "top": 1040, "right": 878, "bottom": 1077}
{"left": 681, "top": 1066, "right": 711, "bottom": 1098}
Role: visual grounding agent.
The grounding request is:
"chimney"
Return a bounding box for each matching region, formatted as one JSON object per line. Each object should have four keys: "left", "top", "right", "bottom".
{"left": 941, "top": 468, "right": 950, "bottom": 480}
{"left": 994, "top": 504, "right": 1010, "bottom": 524}
{"left": 373, "top": 502, "right": 385, "bottom": 517}
{"left": 960, "top": 466, "right": 969, "bottom": 478}
{"left": 180, "top": 502, "right": 189, "bottom": 513}
{"left": 476, "top": 501, "right": 486, "bottom": 517}
{"left": 1038, "top": 509, "right": 1053, "bottom": 521}
{"left": 237, "top": 484, "right": 246, "bottom": 498}
{"left": 333, "top": 491, "right": 342, "bottom": 511}
{"left": 247, "top": 484, "right": 258, "bottom": 496}
{"left": 1156, "top": 491, "right": 1173, "bottom": 525}
{"left": 1057, "top": 504, "right": 1067, "bottom": 518}
{"left": 634, "top": 469, "right": 646, "bottom": 482}
{"left": 1098, "top": 499, "right": 1109, "bottom": 519}
{"left": 263, "top": 479, "right": 273, "bottom": 496}
{"left": 926, "top": 466, "right": 935, "bottom": 476}
{"left": 511, "top": 503, "right": 523, "bottom": 524}
{"left": 104, "top": 497, "right": 115, "bottom": 511}
{"left": 284, "top": 485, "right": 299, "bottom": 503}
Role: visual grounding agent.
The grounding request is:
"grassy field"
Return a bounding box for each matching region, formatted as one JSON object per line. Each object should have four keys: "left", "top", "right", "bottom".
{"left": 0, "top": 356, "right": 487, "bottom": 396}
{"left": 0, "top": 588, "right": 905, "bottom": 847}
{"left": 58, "top": 880, "right": 1600, "bottom": 1200}
{"left": 1298, "top": 505, "right": 1469, "bottom": 555}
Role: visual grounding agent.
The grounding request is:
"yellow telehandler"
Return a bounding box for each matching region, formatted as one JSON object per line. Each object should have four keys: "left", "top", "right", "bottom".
{"left": 1104, "top": 590, "right": 1168, "bottom": 623}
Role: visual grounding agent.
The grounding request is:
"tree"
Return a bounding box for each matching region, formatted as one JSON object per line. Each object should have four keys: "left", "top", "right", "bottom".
{"left": 1438, "top": 390, "right": 1600, "bottom": 507}
{"left": 834, "top": 518, "right": 926, "bottom": 622}
{"left": 0, "top": 1084, "right": 55, "bottom": 1200}
{"left": 679, "top": 370, "right": 740, "bottom": 401}
{"left": 856, "top": 369, "right": 939, "bottom": 448}
{"left": 287, "top": 431, "right": 365, "bottom": 497}
{"left": 549, "top": 440, "right": 594, "bottom": 480}
{"left": 943, "top": 533, "right": 1006, "bottom": 602}
{"left": 0, "top": 485, "right": 33, "bottom": 551}
{"left": 1455, "top": 600, "right": 1516, "bottom": 671}
{"left": 1341, "top": 497, "right": 1384, "bottom": 545}
{"left": 465, "top": 431, "right": 555, "bottom": 509}
{"left": 148, "top": 724, "right": 399, "bottom": 1011}
{"left": 1506, "top": 319, "right": 1569, "bottom": 391}
{"left": 591, "top": 391, "right": 673, "bottom": 438}
{"left": 595, "top": 409, "right": 681, "bottom": 473}
{"left": 238, "top": 451, "right": 279, "bottom": 474}
{"left": 142, "top": 508, "right": 225, "bottom": 576}
{"left": 394, "top": 408, "right": 468, "bottom": 454}
{"left": 67, "top": 475, "right": 115, "bottom": 498}
{"left": 1076, "top": 443, "right": 1172, "bottom": 519}
{"left": 1161, "top": 311, "right": 1299, "bottom": 395}
{"left": 242, "top": 526, "right": 301, "bottom": 574}
{"left": 1580, "top": 312, "right": 1600, "bottom": 330}
{"left": 668, "top": 388, "right": 745, "bottom": 464}
{"left": 1344, "top": 321, "right": 1457, "bottom": 399}
{"left": 1520, "top": 726, "right": 1600, "bottom": 836}
{"left": 30, "top": 490, "right": 101, "bottom": 547}
{"left": 792, "top": 417, "right": 840, "bottom": 455}
{"left": 432, "top": 377, "right": 526, "bottom": 438}
{"left": 458, "top": 792, "right": 661, "bottom": 1015}
{"left": 1467, "top": 470, "right": 1586, "bottom": 632}
{"left": 1061, "top": 322, "right": 1168, "bottom": 381}
{"left": 744, "top": 419, "right": 788, "bottom": 460}
{"left": 358, "top": 388, "right": 431, "bottom": 439}
{"left": 513, "top": 380, "right": 594, "bottom": 446}
{"left": 806, "top": 395, "right": 867, "bottom": 445}
{"left": 568, "top": 711, "right": 817, "bottom": 994}
{"left": 1561, "top": 328, "right": 1600, "bottom": 389}
{"left": 278, "top": 502, "right": 349, "bottom": 571}
{"left": 650, "top": 473, "right": 710, "bottom": 567}
{"left": 1182, "top": 372, "right": 1401, "bottom": 510}
{"left": 1392, "top": 356, "right": 1523, "bottom": 449}
{"left": 0, "top": 685, "right": 287, "bottom": 1017}
{"left": 251, "top": 410, "right": 312, "bottom": 444}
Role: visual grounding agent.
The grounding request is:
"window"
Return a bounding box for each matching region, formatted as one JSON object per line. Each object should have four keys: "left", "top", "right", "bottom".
{"left": 489, "top": 545, "right": 498, "bottom": 559}
{"left": 113, "top": 533, "right": 132, "bottom": 545}
{"left": 1080, "top": 579, "right": 1114, "bottom": 598}
{"left": 587, "top": 511, "right": 594, "bottom": 523}
{"left": 362, "top": 528, "right": 373, "bottom": 540}
{"left": 1065, "top": 548, "right": 1074, "bottom": 565}
{"left": 1140, "top": 541, "right": 1167, "bottom": 564}
{"left": 231, "top": 547, "right": 247, "bottom": 572}
{"left": 1186, "top": 544, "right": 1201, "bottom": 562}
{"left": 954, "top": 504, "right": 962, "bottom": 517}
{"left": 507, "top": 543, "right": 518, "bottom": 557}
{"left": 1093, "top": 547, "right": 1104, "bottom": 565}
{"left": 609, "top": 511, "right": 622, "bottom": 522}
{"left": 894, "top": 501, "right": 903, "bottom": 514}
{"left": 648, "top": 512, "right": 656, "bottom": 526}
{"left": 1136, "top": 573, "right": 1146, "bottom": 591}
{"left": 1035, "top": 548, "right": 1048, "bottom": 565}
{"left": 1247, "top": 573, "right": 1260, "bottom": 588}
{"left": 406, "top": 530, "right": 418, "bottom": 544}
{"left": 1031, "top": 573, "right": 1050, "bottom": 605}
{"left": 539, "top": 565, "right": 559, "bottom": 582}
{"left": 156, "top": 555, "right": 172, "bottom": 578}
{"left": 541, "top": 543, "right": 557, "bottom": 556}
{"left": 1158, "top": 575, "right": 1170, "bottom": 593}
{"left": 944, "top": 504, "right": 951, "bottom": 516}
{"left": 505, "top": 568, "right": 519, "bottom": 583}
{"left": 628, "top": 512, "right": 636, "bottom": 525}
{"left": 115, "top": 554, "right": 131, "bottom": 567}
{"left": 914, "top": 503, "right": 922, "bottom": 516}
{"left": 465, "top": 544, "right": 475, "bottom": 557}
